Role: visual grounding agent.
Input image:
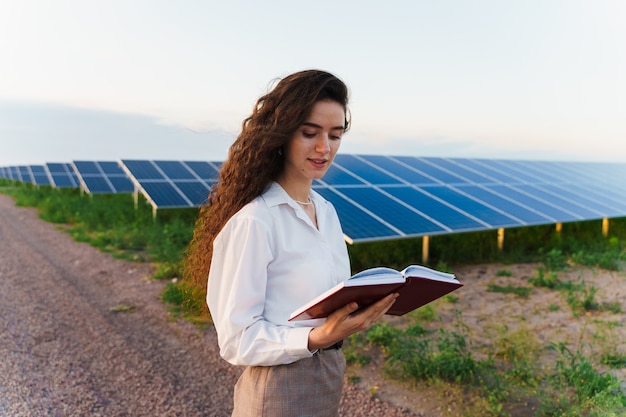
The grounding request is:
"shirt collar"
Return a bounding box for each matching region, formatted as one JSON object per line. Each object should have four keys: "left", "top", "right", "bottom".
{"left": 263, "top": 182, "right": 325, "bottom": 208}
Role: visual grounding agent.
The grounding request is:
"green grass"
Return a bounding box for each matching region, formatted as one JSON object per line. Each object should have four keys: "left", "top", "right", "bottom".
{"left": 496, "top": 268, "right": 513, "bottom": 277}
{"left": 348, "top": 316, "right": 626, "bottom": 416}
{"left": 487, "top": 283, "right": 533, "bottom": 298}
{"left": 3, "top": 180, "right": 626, "bottom": 417}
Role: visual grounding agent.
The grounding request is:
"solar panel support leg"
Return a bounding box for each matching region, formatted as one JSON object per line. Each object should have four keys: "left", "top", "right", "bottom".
{"left": 497, "top": 228, "right": 504, "bottom": 252}
{"left": 602, "top": 218, "right": 609, "bottom": 237}
{"left": 422, "top": 235, "right": 430, "bottom": 264}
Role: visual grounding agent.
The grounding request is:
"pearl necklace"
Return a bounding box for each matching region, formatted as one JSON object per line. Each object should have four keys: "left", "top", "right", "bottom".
{"left": 294, "top": 196, "right": 313, "bottom": 206}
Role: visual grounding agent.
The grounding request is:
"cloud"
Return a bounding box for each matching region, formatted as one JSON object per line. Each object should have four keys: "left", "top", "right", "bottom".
{"left": 0, "top": 101, "right": 234, "bottom": 166}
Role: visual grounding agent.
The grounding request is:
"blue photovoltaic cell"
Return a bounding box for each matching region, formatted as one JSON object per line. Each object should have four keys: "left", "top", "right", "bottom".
{"left": 154, "top": 161, "right": 196, "bottom": 180}
{"left": 337, "top": 187, "right": 446, "bottom": 235}
{"left": 515, "top": 161, "right": 570, "bottom": 184}
{"left": 314, "top": 187, "right": 400, "bottom": 241}
{"left": 317, "top": 164, "right": 365, "bottom": 186}
{"left": 423, "top": 186, "right": 522, "bottom": 228}
{"left": 122, "top": 160, "right": 164, "bottom": 180}
{"left": 487, "top": 184, "right": 580, "bottom": 222}
{"left": 184, "top": 161, "right": 220, "bottom": 182}
{"left": 73, "top": 161, "right": 101, "bottom": 175}
{"left": 536, "top": 184, "right": 624, "bottom": 218}
{"left": 141, "top": 182, "right": 189, "bottom": 208}
{"left": 46, "top": 163, "right": 78, "bottom": 188}
{"left": 424, "top": 158, "right": 498, "bottom": 184}
{"left": 454, "top": 159, "right": 523, "bottom": 184}
{"left": 82, "top": 176, "right": 112, "bottom": 193}
{"left": 50, "top": 174, "right": 75, "bottom": 188}
{"left": 333, "top": 154, "right": 403, "bottom": 185}
{"left": 395, "top": 156, "right": 470, "bottom": 184}
{"left": 100, "top": 161, "right": 125, "bottom": 175}
{"left": 514, "top": 184, "right": 600, "bottom": 219}
{"left": 359, "top": 155, "right": 439, "bottom": 185}
{"left": 73, "top": 161, "right": 133, "bottom": 194}
{"left": 18, "top": 166, "right": 33, "bottom": 183}
{"left": 109, "top": 176, "right": 134, "bottom": 193}
{"left": 564, "top": 183, "right": 626, "bottom": 213}
{"left": 30, "top": 165, "right": 51, "bottom": 186}
{"left": 454, "top": 185, "right": 552, "bottom": 225}
{"left": 174, "top": 181, "right": 211, "bottom": 206}
{"left": 381, "top": 186, "right": 484, "bottom": 231}
{"left": 488, "top": 160, "right": 547, "bottom": 184}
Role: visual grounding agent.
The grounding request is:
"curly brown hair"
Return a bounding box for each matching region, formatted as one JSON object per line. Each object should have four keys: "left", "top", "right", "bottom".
{"left": 183, "top": 69, "right": 351, "bottom": 292}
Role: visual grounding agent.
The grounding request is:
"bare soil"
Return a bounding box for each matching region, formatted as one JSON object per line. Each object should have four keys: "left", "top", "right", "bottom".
{"left": 1, "top": 193, "right": 624, "bottom": 416}
{"left": 347, "top": 263, "right": 626, "bottom": 416}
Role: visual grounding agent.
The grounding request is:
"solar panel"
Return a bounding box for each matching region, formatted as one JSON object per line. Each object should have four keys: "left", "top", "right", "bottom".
{"left": 317, "top": 155, "right": 626, "bottom": 243}
{"left": 30, "top": 165, "right": 52, "bottom": 186}
{"left": 72, "top": 161, "right": 134, "bottom": 194}
{"left": 17, "top": 166, "right": 34, "bottom": 183}
{"left": 9, "top": 166, "right": 19, "bottom": 181}
{"left": 117, "top": 156, "right": 626, "bottom": 244}
{"left": 46, "top": 163, "right": 79, "bottom": 188}
{"left": 119, "top": 160, "right": 219, "bottom": 209}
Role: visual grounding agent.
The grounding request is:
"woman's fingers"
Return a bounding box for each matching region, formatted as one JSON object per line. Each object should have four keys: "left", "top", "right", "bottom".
{"left": 309, "top": 293, "right": 399, "bottom": 351}
{"left": 351, "top": 293, "right": 398, "bottom": 327}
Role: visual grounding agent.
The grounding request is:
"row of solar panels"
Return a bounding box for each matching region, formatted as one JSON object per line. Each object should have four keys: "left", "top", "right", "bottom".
{"left": 2, "top": 156, "right": 626, "bottom": 243}
{"left": 0, "top": 162, "right": 133, "bottom": 193}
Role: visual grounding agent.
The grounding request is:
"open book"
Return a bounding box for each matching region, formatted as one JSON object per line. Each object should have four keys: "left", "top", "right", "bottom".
{"left": 289, "top": 265, "right": 463, "bottom": 321}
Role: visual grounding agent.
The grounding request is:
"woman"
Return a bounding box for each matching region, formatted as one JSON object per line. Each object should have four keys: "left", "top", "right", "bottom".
{"left": 186, "top": 69, "right": 397, "bottom": 416}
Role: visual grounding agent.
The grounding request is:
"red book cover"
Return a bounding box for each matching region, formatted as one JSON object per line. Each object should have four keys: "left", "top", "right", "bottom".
{"left": 289, "top": 265, "right": 463, "bottom": 321}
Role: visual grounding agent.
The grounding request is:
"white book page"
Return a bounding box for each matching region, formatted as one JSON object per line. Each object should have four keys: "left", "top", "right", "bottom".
{"left": 346, "top": 267, "right": 405, "bottom": 286}
{"left": 401, "top": 265, "right": 458, "bottom": 282}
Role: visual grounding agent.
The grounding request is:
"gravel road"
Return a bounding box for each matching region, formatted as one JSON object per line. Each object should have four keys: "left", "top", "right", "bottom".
{"left": 0, "top": 194, "right": 417, "bottom": 417}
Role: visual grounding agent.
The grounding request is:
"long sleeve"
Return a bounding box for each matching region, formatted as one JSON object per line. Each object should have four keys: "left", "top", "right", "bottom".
{"left": 208, "top": 214, "right": 314, "bottom": 366}
{"left": 206, "top": 183, "right": 351, "bottom": 367}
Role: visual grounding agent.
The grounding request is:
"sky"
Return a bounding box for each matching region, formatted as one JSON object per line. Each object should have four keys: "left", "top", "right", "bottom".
{"left": 1, "top": 0, "right": 625, "bottom": 167}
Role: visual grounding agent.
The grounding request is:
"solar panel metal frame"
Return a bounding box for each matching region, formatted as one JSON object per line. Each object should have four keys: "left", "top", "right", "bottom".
{"left": 29, "top": 165, "right": 52, "bottom": 186}
{"left": 119, "top": 160, "right": 220, "bottom": 211}
{"left": 45, "top": 162, "right": 80, "bottom": 188}
{"left": 72, "top": 161, "right": 134, "bottom": 194}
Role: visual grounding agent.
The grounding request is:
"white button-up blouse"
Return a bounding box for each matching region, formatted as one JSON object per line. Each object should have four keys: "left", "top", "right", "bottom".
{"left": 207, "top": 182, "right": 351, "bottom": 367}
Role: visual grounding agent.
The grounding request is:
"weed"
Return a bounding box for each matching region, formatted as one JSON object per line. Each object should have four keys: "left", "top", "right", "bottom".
{"left": 366, "top": 321, "right": 479, "bottom": 384}
{"left": 529, "top": 267, "right": 561, "bottom": 289}
{"left": 496, "top": 269, "right": 513, "bottom": 277}
{"left": 544, "top": 343, "right": 626, "bottom": 414}
{"left": 408, "top": 304, "right": 438, "bottom": 322}
{"left": 487, "top": 284, "right": 532, "bottom": 298}
{"left": 444, "top": 293, "right": 459, "bottom": 303}
{"left": 343, "top": 333, "right": 372, "bottom": 366}
{"left": 109, "top": 304, "right": 135, "bottom": 313}
{"left": 160, "top": 281, "right": 210, "bottom": 325}
{"left": 542, "top": 248, "right": 568, "bottom": 271}
{"left": 153, "top": 262, "right": 182, "bottom": 280}
{"left": 600, "top": 353, "right": 626, "bottom": 369}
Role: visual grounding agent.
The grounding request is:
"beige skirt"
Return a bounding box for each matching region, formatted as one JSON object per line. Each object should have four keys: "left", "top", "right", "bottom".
{"left": 232, "top": 348, "right": 345, "bottom": 417}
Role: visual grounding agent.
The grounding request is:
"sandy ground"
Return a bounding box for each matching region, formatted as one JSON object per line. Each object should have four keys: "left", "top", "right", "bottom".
{"left": 347, "top": 262, "right": 626, "bottom": 416}
{"left": 1, "top": 192, "right": 624, "bottom": 416}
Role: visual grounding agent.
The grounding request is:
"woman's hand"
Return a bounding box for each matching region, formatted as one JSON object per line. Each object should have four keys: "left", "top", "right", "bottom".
{"left": 307, "top": 292, "right": 398, "bottom": 351}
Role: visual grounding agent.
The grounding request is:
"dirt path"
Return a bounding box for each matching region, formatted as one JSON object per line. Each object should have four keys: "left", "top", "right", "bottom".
{"left": 0, "top": 194, "right": 416, "bottom": 417}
